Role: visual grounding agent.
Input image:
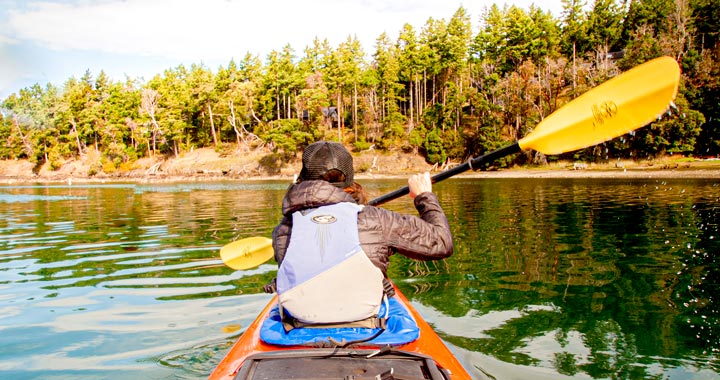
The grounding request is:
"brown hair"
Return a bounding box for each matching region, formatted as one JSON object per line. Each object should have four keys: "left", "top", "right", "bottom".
{"left": 316, "top": 169, "right": 346, "bottom": 186}
{"left": 297, "top": 168, "right": 367, "bottom": 205}
{"left": 343, "top": 182, "right": 368, "bottom": 205}
{"left": 317, "top": 170, "right": 367, "bottom": 205}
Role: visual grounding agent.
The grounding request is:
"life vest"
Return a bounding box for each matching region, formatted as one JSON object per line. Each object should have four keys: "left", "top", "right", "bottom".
{"left": 276, "top": 202, "right": 385, "bottom": 326}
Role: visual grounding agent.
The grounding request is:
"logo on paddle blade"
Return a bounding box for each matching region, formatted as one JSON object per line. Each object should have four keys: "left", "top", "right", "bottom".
{"left": 592, "top": 100, "right": 618, "bottom": 129}
{"left": 311, "top": 214, "right": 337, "bottom": 224}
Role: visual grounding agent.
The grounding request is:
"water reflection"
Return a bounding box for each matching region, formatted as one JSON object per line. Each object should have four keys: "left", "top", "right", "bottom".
{"left": 391, "top": 178, "right": 720, "bottom": 379}
{"left": 0, "top": 182, "right": 283, "bottom": 379}
{"left": 0, "top": 178, "right": 718, "bottom": 379}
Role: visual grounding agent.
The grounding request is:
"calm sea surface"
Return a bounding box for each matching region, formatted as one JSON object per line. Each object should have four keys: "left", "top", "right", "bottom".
{"left": 0, "top": 177, "right": 718, "bottom": 380}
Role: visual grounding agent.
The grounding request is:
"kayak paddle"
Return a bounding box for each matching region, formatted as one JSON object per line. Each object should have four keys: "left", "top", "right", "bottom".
{"left": 220, "top": 236, "right": 273, "bottom": 270}
{"left": 221, "top": 56, "right": 680, "bottom": 270}
{"left": 368, "top": 56, "right": 680, "bottom": 206}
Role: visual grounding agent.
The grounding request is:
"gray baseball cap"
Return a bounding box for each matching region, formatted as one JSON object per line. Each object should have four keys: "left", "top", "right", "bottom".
{"left": 298, "top": 141, "right": 354, "bottom": 188}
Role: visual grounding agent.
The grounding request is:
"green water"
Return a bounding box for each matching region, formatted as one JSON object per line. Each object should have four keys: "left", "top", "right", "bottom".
{"left": 0, "top": 178, "right": 718, "bottom": 379}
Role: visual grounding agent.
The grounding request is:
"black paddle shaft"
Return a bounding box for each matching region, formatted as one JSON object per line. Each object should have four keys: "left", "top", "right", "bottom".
{"left": 368, "top": 142, "right": 521, "bottom": 206}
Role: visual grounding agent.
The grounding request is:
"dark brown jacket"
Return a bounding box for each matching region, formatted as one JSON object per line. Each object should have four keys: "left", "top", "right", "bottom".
{"left": 272, "top": 180, "right": 453, "bottom": 275}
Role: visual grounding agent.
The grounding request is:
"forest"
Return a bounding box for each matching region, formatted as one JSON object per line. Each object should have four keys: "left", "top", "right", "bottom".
{"left": 1, "top": 0, "right": 718, "bottom": 175}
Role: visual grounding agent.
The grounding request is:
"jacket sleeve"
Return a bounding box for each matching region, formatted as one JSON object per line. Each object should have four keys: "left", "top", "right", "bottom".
{"left": 380, "top": 192, "right": 453, "bottom": 261}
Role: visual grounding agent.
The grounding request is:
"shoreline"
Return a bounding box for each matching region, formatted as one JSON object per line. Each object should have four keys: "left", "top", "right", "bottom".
{"left": 455, "top": 167, "right": 720, "bottom": 179}
{"left": 1, "top": 148, "right": 719, "bottom": 185}
{"left": 1, "top": 167, "right": 719, "bottom": 185}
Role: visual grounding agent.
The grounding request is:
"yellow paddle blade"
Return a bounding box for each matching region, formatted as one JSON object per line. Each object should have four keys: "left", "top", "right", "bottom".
{"left": 220, "top": 236, "right": 274, "bottom": 270}
{"left": 519, "top": 56, "right": 680, "bottom": 155}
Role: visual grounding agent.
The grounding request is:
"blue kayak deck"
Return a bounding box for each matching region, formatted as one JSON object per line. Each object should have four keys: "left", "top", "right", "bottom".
{"left": 259, "top": 296, "right": 420, "bottom": 346}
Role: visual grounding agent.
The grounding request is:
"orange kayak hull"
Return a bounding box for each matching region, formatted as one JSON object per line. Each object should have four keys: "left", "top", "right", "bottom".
{"left": 209, "top": 286, "right": 471, "bottom": 380}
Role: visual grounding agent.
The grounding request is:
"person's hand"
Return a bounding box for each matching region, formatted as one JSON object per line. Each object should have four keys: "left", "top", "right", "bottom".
{"left": 408, "top": 172, "right": 432, "bottom": 199}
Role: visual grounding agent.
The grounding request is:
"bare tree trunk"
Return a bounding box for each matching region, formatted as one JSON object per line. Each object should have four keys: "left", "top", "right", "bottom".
{"left": 423, "top": 70, "right": 427, "bottom": 117}
{"left": 140, "top": 89, "right": 161, "bottom": 157}
{"left": 228, "top": 100, "right": 242, "bottom": 146}
{"left": 126, "top": 118, "right": 138, "bottom": 150}
{"left": 276, "top": 84, "right": 280, "bottom": 120}
{"left": 287, "top": 93, "right": 292, "bottom": 120}
{"left": 381, "top": 90, "right": 386, "bottom": 122}
{"left": 228, "top": 99, "right": 262, "bottom": 151}
{"left": 416, "top": 76, "right": 421, "bottom": 126}
{"left": 353, "top": 83, "right": 358, "bottom": 141}
{"left": 12, "top": 117, "right": 34, "bottom": 157}
{"left": 432, "top": 75, "right": 436, "bottom": 104}
{"left": 455, "top": 77, "right": 461, "bottom": 133}
{"left": 408, "top": 81, "right": 414, "bottom": 134}
{"left": 246, "top": 93, "right": 263, "bottom": 124}
{"left": 670, "top": 0, "right": 690, "bottom": 60}
{"left": 572, "top": 42, "right": 577, "bottom": 93}
{"left": 337, "top": 91, "right": 342, "bottom": 141}
{"left": 208, "top": 103, "right": 218, "bottom": 147}
{"left": 69, "top": 116, "right": 83, "bottom": 157}
{"left": 149, "top": 117, "right": 161, "bottom": 156}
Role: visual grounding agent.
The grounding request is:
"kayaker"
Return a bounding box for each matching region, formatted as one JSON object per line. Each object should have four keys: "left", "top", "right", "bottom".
{"left": 266, "top": 140, "right": 453, "bottom": 331}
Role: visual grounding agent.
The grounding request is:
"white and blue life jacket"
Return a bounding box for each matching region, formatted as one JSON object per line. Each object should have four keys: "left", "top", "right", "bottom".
{"left": 276, "top": 202, "right": 385, "bottom": 325}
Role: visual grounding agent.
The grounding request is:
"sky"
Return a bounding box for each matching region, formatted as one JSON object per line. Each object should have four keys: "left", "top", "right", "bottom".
{"left": 0, "top": 0, "right": 563, "bottom": 100}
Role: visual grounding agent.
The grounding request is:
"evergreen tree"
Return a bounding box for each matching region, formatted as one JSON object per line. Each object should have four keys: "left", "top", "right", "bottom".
{"left": 1, "top": 2, "right": 719, "bottom": 167}
{"left": 373, "top": 32, "right": 405, "bottom": 147}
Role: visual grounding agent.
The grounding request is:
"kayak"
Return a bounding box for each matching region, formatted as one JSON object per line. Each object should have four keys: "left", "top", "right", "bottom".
{"left": 209, "top": 283, "right": 472, "bottom": 380}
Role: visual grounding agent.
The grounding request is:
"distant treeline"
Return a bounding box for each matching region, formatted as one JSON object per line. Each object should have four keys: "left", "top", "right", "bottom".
{"left": 1, "top": 0, "right": 718, "bottom": 174}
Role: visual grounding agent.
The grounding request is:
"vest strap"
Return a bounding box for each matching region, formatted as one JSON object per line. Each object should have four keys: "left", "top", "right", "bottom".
{"left": 281, "top": 313, "right": 387, "bottom": 332}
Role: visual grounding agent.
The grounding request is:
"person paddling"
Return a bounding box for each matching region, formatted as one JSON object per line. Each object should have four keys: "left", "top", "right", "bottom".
{"left": 265, "top": 140, "right": 453, "bottom": 331}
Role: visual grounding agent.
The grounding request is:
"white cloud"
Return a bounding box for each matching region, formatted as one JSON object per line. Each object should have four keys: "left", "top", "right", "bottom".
{"left": 0, "top": 34, "right": 17, "bottom": 45}
{"left": 0, "top": 44, "right": 21, "bottom": 97}
{"left": 8, "top": 0, "right": 249, "bottom": 59}
{"left": 4, "top": 0, "right": 562, "bottom": 60}
{"left": 0, "top": 0, "right": 562, "bottom": 97}
{"left": 5, "top": 0, "right": 390, "bottom": 60}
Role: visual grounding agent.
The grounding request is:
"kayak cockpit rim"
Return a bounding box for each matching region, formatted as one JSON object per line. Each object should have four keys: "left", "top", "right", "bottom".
{"left": 232, "top": 347, "right": 451, "bottom": 380}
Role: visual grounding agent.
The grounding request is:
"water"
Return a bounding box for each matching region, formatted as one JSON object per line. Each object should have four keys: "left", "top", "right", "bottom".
{"left": 0, "top": 178, "right": 718, "bottom": 379}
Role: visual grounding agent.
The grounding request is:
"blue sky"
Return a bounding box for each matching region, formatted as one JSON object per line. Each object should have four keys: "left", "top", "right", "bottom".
{"left": 0, "top": 0, "right": 563, "bottom": 100}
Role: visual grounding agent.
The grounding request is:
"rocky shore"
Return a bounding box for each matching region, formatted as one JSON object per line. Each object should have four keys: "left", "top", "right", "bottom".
{"left": 1, "top": 148, "right": 719, "bottom": 184}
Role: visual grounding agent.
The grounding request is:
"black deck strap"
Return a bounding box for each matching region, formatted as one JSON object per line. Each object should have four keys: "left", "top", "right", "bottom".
{"left": 383, "top": 278, "right": 396, "bottom": 298}
{"left": 327, "top": 326, "right": 386, "bottom": 348}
